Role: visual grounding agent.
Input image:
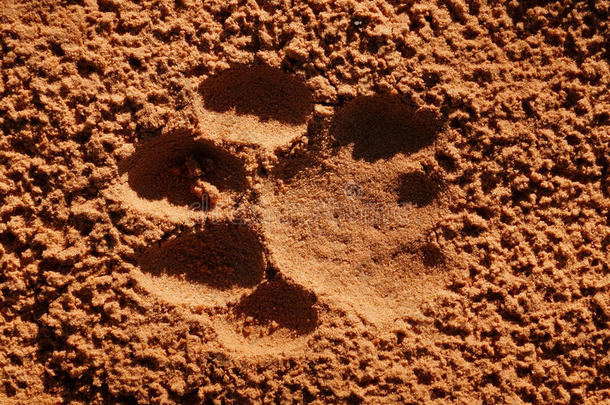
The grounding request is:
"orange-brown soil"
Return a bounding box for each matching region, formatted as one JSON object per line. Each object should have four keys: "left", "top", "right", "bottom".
{"left": 0, "top": 0, "right": 608, "bottom": 404}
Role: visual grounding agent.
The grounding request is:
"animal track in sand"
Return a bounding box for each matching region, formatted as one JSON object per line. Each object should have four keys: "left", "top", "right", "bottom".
{"left": 120, "top": 131, "right": 247, "bottom": 211}
{"left": 195, "top": 64, "right": 313, "bottom": 151}
{"left": 331, "top": 95, "right": 443, "bottom": 162}
{"left": 119, "top": 65, "right": 452, "bottom": 346}
{"left": 199, "top": 65, "right": 312, "bottom": 125}
{"left": 233, "top": 278, "right": 318, "bottom": 335}
{"left": 261, "top": 94, "right": 450, "bottom": 323}
{"left": 136, "top": 223, "right": 266, "bottom": 290}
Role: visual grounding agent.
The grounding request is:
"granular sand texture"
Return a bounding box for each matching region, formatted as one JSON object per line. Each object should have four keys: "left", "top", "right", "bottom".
{"left": 0, "top": 0, "right": 609, "bottom": 404}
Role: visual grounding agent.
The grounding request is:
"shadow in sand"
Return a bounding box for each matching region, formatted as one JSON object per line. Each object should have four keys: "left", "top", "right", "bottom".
{"left": 136, "top": 223, "right": 266, "bottom": 289}
{"left": 121, "top": 130, "right": 247, "bottom": 207}
{"left": 397, "top": 171, "right": 441, "bottom": 207}
{"left": 331, "top": 95, "right": 444, "bottom": 162}
{"left": 234, "top": 277, "right": 318, "bottom": 334}
{"left": 199, "top": 65, "right": 313, "bottom": 125}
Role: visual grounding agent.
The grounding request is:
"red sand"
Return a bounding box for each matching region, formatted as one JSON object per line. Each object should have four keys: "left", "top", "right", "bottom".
{"left": 0, "top": 0, "right": 609, "bottom": 403}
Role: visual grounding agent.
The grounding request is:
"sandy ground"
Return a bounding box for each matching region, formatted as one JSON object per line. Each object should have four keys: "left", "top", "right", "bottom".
{"left": 0, "top": 0, "right": 609, "bottom": 403}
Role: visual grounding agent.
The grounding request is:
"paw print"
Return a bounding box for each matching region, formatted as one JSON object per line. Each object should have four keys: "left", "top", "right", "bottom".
{"left": 118, "top": 133, "right": 247, "bottom": 213}
{"left": 114, "top": 64, "right": 450, "bottom": 347}
{"left": 260, "top": 91, "right": 449, "bottom": 324}
{"left": 331, "top": 95, "right": 442, "bottom": 162}
{"left": 136, "top": 223, "right": 265, "bottom": 290}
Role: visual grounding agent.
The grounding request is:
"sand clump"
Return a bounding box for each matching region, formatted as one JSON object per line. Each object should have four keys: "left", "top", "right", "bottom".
{"left": 1, "top": 0, "right": 609, "bottom": 404}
